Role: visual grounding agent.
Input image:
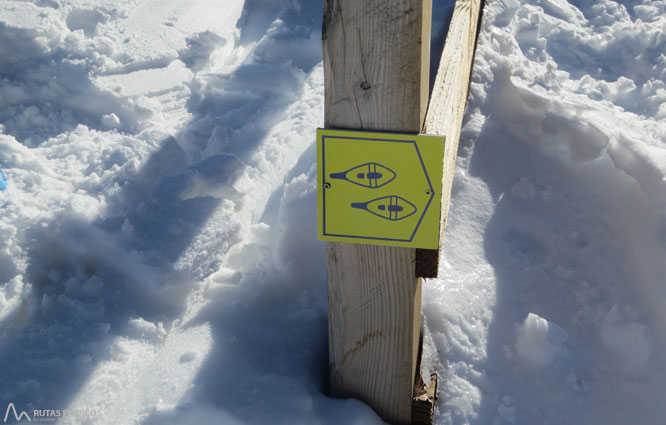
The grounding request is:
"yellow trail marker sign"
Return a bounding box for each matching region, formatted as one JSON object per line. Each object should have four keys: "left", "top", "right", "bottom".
{"left": 317, "top": 129, "right": 445, "bottom": 249}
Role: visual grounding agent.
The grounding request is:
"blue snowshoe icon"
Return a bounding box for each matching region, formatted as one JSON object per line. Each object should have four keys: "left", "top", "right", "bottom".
{"left": 330, "top": 162, "right": 396, "bottom": 188}
{"left": 351, "top": 195, "right": 417, "bottom": 221}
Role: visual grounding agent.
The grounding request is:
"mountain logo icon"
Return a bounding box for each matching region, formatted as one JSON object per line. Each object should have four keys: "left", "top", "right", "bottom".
{"left": 3, "top": 403, "right": 31, "bottom": 422}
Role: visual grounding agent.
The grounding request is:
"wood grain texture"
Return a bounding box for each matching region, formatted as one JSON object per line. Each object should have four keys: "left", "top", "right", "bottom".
{"left": 416, "top": 0, "right": 484, "bottom": 278}
{"left": 327, "top": 245, "right": 423, "bottom": 423}
{"left": 323, "top": 0, "right": 431, "bottom": 423}
{"left": 323, "top": 0, "right": 431, "bottom": 131}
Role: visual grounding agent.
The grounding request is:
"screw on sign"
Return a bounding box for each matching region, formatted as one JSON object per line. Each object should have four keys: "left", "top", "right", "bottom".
{"left": 317, "top": 128, "right": 445, "bottom": 249}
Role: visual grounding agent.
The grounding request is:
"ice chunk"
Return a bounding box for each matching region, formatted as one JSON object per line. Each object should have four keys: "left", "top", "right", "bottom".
{"left": 515, "top": 313, "right": 568, "bottom": 366}
{"left": 101, "top": 112, "right": 120, "bottom": 129}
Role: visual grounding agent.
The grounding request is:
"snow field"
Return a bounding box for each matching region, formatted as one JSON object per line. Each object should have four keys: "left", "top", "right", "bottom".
{"left": 0, "top": 0, "right": 365, "bottom": 423}
{"left": 427, "top": 1, "right": 666, "bottom": 424}
{"left": 0, "top": 0, "right": 665, "bottom": 424}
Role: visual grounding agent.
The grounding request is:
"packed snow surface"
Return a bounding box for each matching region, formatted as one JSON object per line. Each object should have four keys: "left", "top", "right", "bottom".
{"left": 0, "top": 0, "right": 665, "bottom": 424}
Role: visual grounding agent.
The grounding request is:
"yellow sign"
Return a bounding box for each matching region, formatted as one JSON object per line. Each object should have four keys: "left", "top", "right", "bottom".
{"left": 317, "top": 128, "right": 444, "bottom": 249}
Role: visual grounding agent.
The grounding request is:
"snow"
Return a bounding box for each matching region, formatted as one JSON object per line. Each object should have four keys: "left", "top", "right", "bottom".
{"left": 515, "top": 313, "right": 568, "bottom": 366}
{"left": 428, "top": 1, "right": 666, "bottom": 423}
{"left": 0, "top": 0, "right": 665, "bottom": 424}
{"left": 600, "top": 304, "right": 653, "bottom": 373}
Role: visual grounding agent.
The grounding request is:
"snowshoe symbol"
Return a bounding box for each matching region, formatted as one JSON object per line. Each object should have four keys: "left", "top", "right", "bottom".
{"left": 351, "top": 195, "right": 417, "bottom": 221}
{"left": 329, "top": 162, "right": 396, "bottom": 189}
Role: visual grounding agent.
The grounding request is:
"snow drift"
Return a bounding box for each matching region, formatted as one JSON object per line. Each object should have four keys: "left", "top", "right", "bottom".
{"left": 0, "top": 0, "right": 664, "bottom": 424}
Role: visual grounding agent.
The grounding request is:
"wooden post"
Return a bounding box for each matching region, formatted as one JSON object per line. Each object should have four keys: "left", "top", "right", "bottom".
{"left": 323, "top": 0, "right": 484, "bottom": 423}
{"left": 323, "top": 0, "right": 431, "bottom": 423}
{"left": 417, "top": 0, "right": 484, "bottom": 278}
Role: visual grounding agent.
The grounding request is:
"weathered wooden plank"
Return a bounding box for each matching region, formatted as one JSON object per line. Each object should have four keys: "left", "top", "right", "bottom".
{"left": 323, "top": 0, "right": 431, "bottom": 423}
{"left": 323, "top": 0, "right": 431, "bottom": 132}
{"left": 416, "top": 0, "right": 484, "bottom": 278}
{"left": 327, "top": 246, "right": 424, "bottom": 422}
{"left": 412, "top": 373, "right": 438, "bottom": 425}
